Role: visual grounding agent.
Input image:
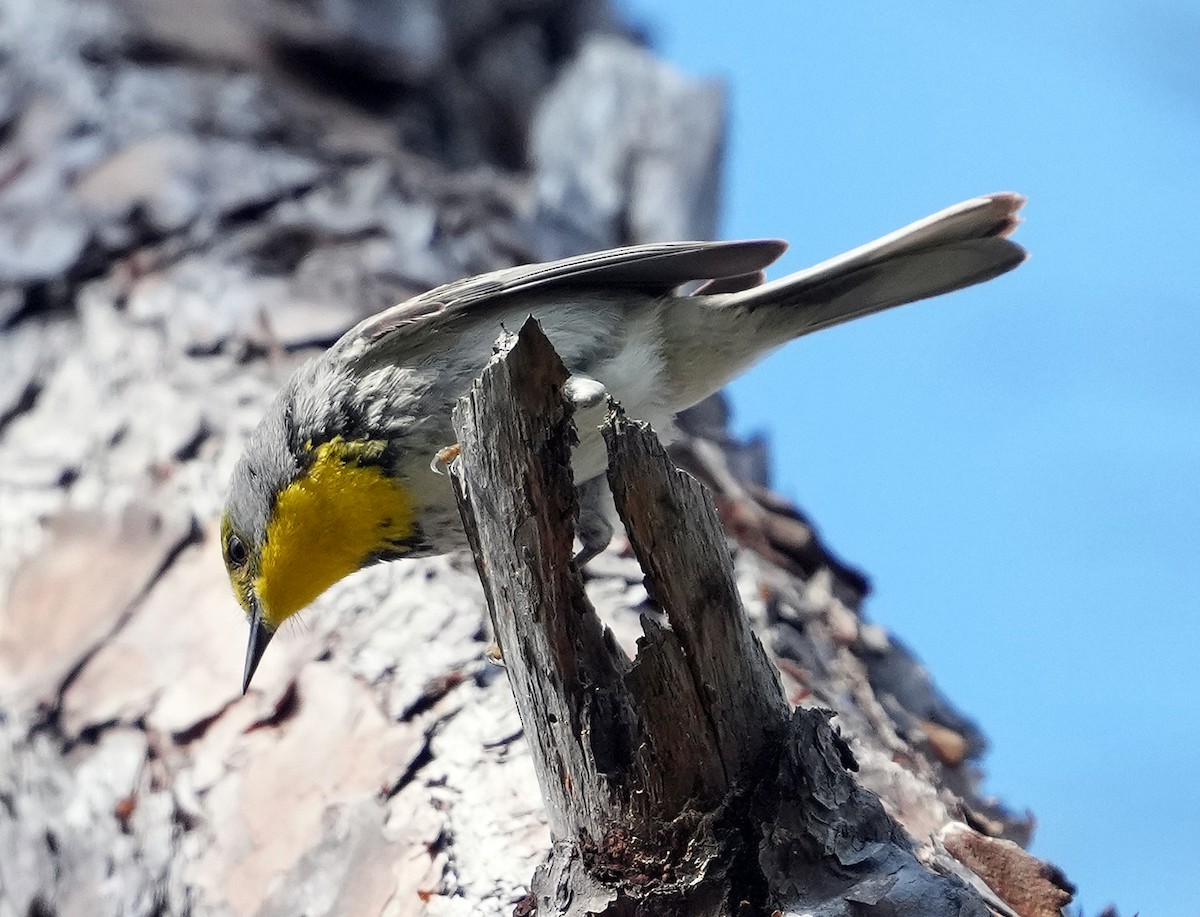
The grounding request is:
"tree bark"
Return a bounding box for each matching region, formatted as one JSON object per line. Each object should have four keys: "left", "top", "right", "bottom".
{"left": 0, "top": 1, "right": 1079, "bottom": 915}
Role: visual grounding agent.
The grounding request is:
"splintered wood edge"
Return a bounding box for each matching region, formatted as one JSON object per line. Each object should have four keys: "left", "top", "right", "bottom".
{"left": 448, "top": 317, "right": 636, "bottom": 843}
{"left": 446, "top": 320, "right": 1004, "bottom": 917}
{"left": 603, "top": 408, "right": 791, "bottom": 777}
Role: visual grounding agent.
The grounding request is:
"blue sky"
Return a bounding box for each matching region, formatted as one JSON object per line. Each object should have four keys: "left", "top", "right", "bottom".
{"left": 620, "top": 2, "right": 1200, "bottom": 914}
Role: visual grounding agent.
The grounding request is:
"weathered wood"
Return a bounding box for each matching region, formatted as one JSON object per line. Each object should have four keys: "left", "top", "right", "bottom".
{"left": 448, "top": 322, "right": 1036, "bottom": 917}
{"left": 449, "top": 320, "right": 768, "bottom": 913}
{"left": 449, "top": 322, "right": 637, "bottom": 845}
{"left": 605, "top": 408, "right": 792, "bottom": 791}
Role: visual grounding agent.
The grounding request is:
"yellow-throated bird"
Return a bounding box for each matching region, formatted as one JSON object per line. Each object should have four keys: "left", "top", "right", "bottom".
{"left": 223, "top": 193, "right": 1026, "bottom": 692}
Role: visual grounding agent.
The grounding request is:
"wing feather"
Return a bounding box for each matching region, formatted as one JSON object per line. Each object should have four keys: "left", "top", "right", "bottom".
{"left": 350, "top": 239, "right": 788, "bottom": 346}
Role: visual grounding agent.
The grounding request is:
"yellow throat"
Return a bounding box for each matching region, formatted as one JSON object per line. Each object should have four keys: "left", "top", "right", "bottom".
{"left": 256, "top": 437, "right": 416, "bottom": 629}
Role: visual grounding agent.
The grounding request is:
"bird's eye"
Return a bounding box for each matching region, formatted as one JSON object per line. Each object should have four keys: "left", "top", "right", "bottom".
{"left": 227, "top": 533, "right": 248, "bottom": 567}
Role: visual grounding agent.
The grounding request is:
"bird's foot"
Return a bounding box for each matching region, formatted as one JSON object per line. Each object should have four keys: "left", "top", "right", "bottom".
{"left": 574, "top": 475, "right": 615, "bottom": 568}
{"left": 430, "top": 443, "right": 461, "bottom": 475}
{"left": 484, "top": 642, "right": 505, "bottom": 667}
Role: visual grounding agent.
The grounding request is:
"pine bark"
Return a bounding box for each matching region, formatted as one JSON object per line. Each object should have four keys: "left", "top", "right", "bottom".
{"left": 0, "top": 1, "right": 1076, "bottom": 915}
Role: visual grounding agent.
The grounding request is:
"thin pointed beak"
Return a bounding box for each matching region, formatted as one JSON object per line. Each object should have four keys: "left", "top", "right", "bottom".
{"left": 242, "top": 603, "right": 274, "bottom": 694}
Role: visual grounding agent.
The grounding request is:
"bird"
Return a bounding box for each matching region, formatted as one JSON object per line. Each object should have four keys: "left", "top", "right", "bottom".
{"left": 222, "top": 192, "right": 1026, "bottom": 692}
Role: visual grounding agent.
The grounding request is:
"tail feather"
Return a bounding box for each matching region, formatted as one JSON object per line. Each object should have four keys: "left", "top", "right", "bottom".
{"left": 724, "top": 192, "right": 1027, "bottom": 339}
{"left": 661, "top": 193, "right": 1027, "bottom": 408}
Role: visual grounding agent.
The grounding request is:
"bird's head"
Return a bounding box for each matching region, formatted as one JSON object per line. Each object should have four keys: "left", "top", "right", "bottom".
{"left": 222, "top": 421, "right": 418, "bottom": 693}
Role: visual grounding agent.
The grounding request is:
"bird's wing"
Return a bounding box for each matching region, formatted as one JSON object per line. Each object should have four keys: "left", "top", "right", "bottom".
{"left": 346, "top": 238, "right": 788, "bottom": 348}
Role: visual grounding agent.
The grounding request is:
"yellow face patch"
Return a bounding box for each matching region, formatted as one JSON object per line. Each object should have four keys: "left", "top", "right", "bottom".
{"left": 255, "top": 437, "right": 416, "bottom": 629}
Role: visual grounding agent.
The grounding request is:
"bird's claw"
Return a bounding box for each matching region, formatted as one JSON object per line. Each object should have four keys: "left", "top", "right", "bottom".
{"left": 430, "top": 443, "right": 461, "bottom": 475}
{"left": 484, "top": 642, "right": 505, "bottom": 667}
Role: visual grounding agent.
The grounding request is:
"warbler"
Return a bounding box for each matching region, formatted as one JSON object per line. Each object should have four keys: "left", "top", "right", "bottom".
{"left": 223, "top": 193, "right": 1026, "bottom": 692}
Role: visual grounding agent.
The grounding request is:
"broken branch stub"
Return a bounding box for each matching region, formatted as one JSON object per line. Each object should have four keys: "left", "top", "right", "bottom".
{"left": 603, "top": 408, "right": 792, "bottom": 790}
{"left": 448, "top": 319, "right": 789, "bottom": 906}
{"left": 449, "top": 319, "right": 639, "bottom": 845}
{"left": 448, "top": 319, "right": 997, "bottom": 917}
